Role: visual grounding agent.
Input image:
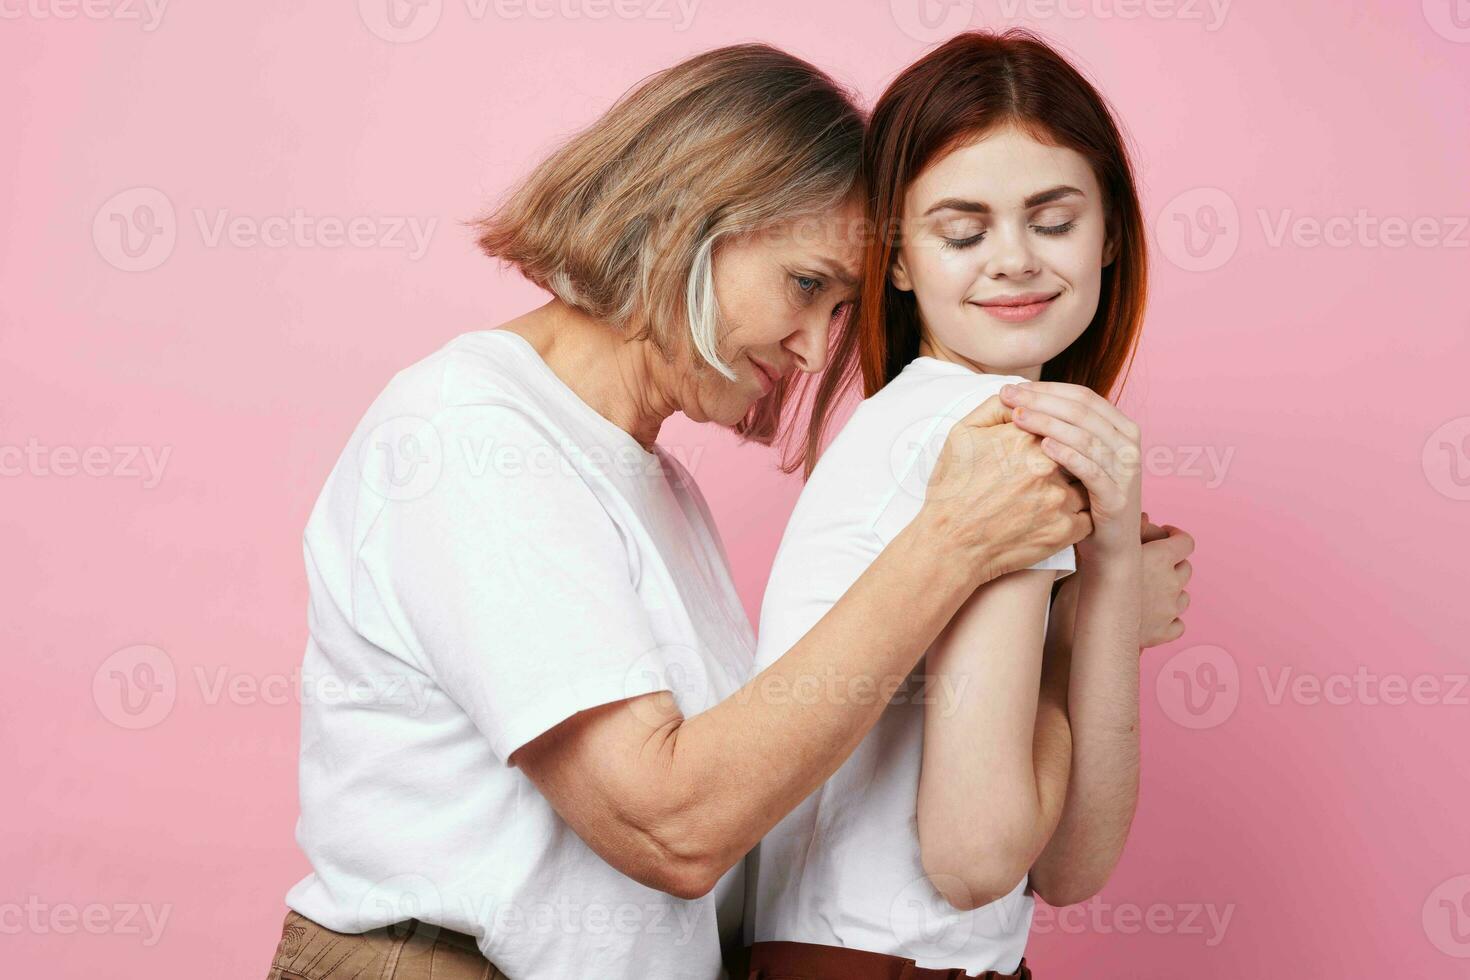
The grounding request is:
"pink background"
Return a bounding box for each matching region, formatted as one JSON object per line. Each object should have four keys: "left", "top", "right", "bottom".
{"left": 4, "top": 1, "right": 1468, "bottom": 976}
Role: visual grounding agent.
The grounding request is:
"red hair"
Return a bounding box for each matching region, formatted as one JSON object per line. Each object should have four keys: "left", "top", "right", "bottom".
{"left": 796, "top": 30, "right": 1148, "bottom": 476}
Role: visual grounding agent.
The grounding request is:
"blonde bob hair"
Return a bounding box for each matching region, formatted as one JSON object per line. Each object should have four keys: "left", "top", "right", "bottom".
{"left": 474, "top": 43, "right": 863, "bottom": 444}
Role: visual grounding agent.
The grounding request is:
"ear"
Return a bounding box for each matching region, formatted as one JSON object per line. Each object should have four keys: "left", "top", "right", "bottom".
{"left": 1102, "top": 219, "right": 1122, "bottom": 267}
{"left": 889, "top": 250, "right": 914, "bottom": 292}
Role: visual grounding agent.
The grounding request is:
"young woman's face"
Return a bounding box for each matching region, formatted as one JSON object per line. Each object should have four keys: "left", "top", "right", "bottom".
{"left": 892, "top": 123, "right": 1115, "bottom": 379}
{"left": 679, "top": 198, "right": 863, "bottom": 427}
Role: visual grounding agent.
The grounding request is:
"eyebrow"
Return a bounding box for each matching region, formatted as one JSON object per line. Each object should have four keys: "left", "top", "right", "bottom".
{"left": 814, "top": 256, "right": 859, "bottom": 288}
{"left": 922, "top": 185, "right": 1086, "bottom": 217}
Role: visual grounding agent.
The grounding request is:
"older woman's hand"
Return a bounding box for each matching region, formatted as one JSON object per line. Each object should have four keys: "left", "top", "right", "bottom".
{"left": 1140, "top": 514, "right": 1195, "bottom": 648}
{"left": 926, "top": 394, "right": 1092, "bottom": 583}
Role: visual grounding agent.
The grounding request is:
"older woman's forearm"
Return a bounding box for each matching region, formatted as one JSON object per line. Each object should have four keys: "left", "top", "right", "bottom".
{"left": 1028, "top": 552, "right": 1142, "bottom": 906}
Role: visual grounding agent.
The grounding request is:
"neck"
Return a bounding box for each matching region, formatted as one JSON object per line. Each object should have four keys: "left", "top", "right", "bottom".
{"left": 918, "top": 333, "right": 1043, "bottom": 381}
{"left": 503, "top": 300, "right": 676, "bottom": 451}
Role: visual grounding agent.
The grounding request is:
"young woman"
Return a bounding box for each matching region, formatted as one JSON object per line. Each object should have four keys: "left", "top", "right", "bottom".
{"left": 747, "top": 31, "right": 1191, "bottom": 979}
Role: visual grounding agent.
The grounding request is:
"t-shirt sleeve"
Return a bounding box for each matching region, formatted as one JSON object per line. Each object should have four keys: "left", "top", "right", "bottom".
{"left": 869, "top": 375, "right": 1075, "bottom": 579}
{"left": 356, "top": 405, "right": 671, "bottom": 762}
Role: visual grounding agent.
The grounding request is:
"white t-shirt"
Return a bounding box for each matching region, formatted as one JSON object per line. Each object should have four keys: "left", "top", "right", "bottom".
{"left": 747, "top": 356, "right": 1074, "bottom": 975}
{"left": 286, "top": 329, "right": 754, "bottom": 980}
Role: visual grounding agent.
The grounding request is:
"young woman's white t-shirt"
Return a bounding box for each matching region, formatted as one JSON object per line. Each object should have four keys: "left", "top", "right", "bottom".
{"left": 286, "top": 330, "right": 754, "bottom": 980}
{"left": 747, "top": 356, "right": 1074, "bottom": 975}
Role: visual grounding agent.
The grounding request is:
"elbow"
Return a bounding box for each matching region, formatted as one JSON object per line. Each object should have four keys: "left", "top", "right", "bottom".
{"left": 627, "top": 794, "right": 734, "bottom": 901}
{"left": 920, "top": 836, "right": 1035, "bottom": 913}
{"left": 646, "top": 858, "right": 723, "bottom": 901}
{"left": 1028, "top": 865, "right": 1106, "bottom": 908}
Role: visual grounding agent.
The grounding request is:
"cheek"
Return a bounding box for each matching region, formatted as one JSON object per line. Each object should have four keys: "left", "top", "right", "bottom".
{"left": 905, "top": 242, "right": 974, "bottom": 299}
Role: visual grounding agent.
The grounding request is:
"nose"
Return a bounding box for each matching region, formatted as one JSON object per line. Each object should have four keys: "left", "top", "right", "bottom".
{"left": 984, "top": 222, "right": 1041, "bottom": 280}
{"left": 782, "top": 309, "right": 833, "bottom": 376}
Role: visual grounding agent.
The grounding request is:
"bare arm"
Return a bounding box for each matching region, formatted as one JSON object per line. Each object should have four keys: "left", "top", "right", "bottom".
{"left": 916, "top": 568, "right": 1073, "bottom": 910}
{"left": 1033, "top": 518, "right": 1195, "bottom": 904}
{"left": 1028, "top": 549, "right": 1141, "bottom": 906}
{"left": 514, "top": 397, "right": 1091, "bottom": 899}
{"left": 1002, "top": 381, "right": 1151, "bottom": 907}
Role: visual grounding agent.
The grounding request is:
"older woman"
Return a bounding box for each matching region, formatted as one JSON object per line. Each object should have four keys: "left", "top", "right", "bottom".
{"left": 264, "top": 44, "right": 1146, "bottom": 980}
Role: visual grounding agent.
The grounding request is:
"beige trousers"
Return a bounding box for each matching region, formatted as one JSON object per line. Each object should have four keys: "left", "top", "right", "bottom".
{"left": 266, "top": 909, "right": 509, "bottom": 980}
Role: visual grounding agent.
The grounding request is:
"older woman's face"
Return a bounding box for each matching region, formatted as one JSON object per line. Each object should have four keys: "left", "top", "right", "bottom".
{"left": 674, "top": 198, "right": 864, "bottom": 428}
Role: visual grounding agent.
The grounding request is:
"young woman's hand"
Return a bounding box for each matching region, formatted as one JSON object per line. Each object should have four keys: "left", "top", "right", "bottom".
{"left": 1000, "top": 381, "right": 1142, "bottom": 564}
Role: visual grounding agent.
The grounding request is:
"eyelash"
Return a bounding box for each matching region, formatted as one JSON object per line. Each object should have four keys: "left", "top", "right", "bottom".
{"left": 794, "top": 275, "right": 851, "bottom": 322}
{"left": 940, "top": 220, "right": 1078, "bottom": 250}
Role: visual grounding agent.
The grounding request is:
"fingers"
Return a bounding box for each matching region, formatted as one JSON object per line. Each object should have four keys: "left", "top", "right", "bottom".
{"left": 1061, "top": 480, "right": 1089, "bottom": 515}
{"left": 1162, "top": 524, "right": 1197, "bottom": 562}
{"left": 1177, "top": 590, "right": 1191, "bottom": 613}
{"left": 958, "top": 393, "right": 1014, "bottom": 429}
{"left": 1006, "top": 389, "right": 1136, "bottom": 463}
{"left": 1007, "top": 380, "right": 1139, "bottom": 440}
{"left": 1141, "top": 513, "right": 1169, "bottom": 544}
{"left": 1176, "top": 559, "right": 1193, "bottom": 586}
{"left": 1040, "top": 435, "right": 1123, "bottom": 510}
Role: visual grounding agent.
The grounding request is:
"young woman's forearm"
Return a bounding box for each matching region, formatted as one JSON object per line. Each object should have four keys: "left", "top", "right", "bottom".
{"left": 651, "top": 509, "right": 993, "bottom": 884}
{"left": 1029, "top": 550, "right": 1142, "bottom": 906}
{"left": 911, "top": 570, "right": 1071, "bottom": 909}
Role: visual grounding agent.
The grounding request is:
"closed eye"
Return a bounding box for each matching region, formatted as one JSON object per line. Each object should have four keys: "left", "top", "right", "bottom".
{"left": 942, "top": 232, "right": 986, "bottom": 250}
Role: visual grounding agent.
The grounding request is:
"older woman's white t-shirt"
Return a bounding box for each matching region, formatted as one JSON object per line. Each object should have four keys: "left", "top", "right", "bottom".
{"left": 286, "top": 330, "right": 754, "bottom": 980}
{"left": 747, "top": 356, "right": 1074, "bottom": 975}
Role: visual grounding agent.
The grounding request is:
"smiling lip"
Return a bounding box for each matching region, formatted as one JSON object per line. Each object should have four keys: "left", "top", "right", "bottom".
{"left": 975, "top": 292, "right": 1061, "bottom": 323}
{"left": 750, "top": 357, "right": 779, "bottom": 396}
